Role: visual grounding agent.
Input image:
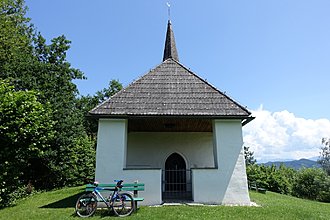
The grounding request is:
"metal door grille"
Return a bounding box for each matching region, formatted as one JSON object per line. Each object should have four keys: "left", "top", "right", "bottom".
{"left": 162, "top": 169, "right": 192, "bottom": 201}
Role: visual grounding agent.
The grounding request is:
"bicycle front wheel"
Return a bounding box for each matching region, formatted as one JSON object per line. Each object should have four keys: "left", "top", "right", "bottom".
{"left": 112, "top": 192, "right": 135, "bottom": 217}
{"left": 75, "top": 193, "right": 97, "bottom": 217}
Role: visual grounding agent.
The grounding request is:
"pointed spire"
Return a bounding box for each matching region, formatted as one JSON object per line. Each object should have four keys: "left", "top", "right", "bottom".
{"left": 163, "top": 20, "right": 179, "bottom": 62}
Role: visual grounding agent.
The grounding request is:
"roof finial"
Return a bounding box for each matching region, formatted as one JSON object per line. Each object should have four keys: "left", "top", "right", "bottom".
{"left": 167, "top": 2, "right": 171, "bottom": 21}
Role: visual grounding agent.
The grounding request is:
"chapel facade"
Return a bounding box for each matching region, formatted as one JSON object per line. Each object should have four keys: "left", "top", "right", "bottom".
{"left": 90, "top": 20, "right": 254, "bottom": 205}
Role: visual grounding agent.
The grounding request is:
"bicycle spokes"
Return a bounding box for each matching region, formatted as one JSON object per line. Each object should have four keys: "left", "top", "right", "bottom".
{"left": 75, "top": 194, "right": 97, "bottom": 217}
{"left": 112, "top": 193, "right": 135, "bottom": 217}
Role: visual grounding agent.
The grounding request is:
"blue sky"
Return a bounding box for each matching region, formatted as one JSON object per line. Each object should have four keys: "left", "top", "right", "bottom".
{"left": 26, "top": 0, "right": 330, "bottom": 161}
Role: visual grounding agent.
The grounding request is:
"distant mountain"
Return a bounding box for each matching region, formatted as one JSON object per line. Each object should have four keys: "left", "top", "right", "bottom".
{"left": 262, "top": 158, "right": 321, "bottom": 170}
{"left": 308, "top": 156, "right": 320, "bottom": 161}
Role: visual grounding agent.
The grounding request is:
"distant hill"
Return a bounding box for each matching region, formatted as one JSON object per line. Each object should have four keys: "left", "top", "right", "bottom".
{"left": 262, "top": 158, "right": 321, "bottom": 170}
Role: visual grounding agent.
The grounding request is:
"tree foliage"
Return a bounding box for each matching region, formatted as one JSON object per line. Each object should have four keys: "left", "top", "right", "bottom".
{"left": 76, "top": 79, "right": 122, "bottom": 137}
{"left": 292, "top": 168, "right": 330, "bottom": 202}
{"left": 29, "top": 33, "right": 94, "bottom": 188}
{"left": 244, "top": 146, "right": 256, "bottom": 166}
{"left": 247, "top": 163, "right": 330, "bottom": 202}
{"left": 246, "top": 163, "right": 296, "bottom": 195}
{"left": 318, "top": 138, "right": 330, "bottom": 175}
{"left": 0, "top": 80, "right": 55, "bottom": 205}
{"left": 0, "top": 0, "right": 33, "bottom": 70}
{"left": 0, "top": 0, "right": 96, "bottom": 206}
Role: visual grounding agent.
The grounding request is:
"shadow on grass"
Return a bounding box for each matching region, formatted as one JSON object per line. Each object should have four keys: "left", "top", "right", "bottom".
{"left": 40, "top": 192, "right": 83, "bottom": 209}
{"left": 39, "top": 192, "right": 133, "bottom": 218}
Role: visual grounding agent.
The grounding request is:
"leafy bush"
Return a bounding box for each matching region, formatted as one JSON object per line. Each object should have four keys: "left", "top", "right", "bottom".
{"left": 292, "top": 168, "right": 330, "bottom": 202}
{"left": 0, "top": 80, "right": 55, "bottom": 207}
{"left": 247, "top": 163, "right": 330, "bottom": 203}
{"left": 292, "top": 168, "right": 320, "bottom": 200}
{"left": 267, "top": 164, "right": 296, "bottom": 195}
{"left": 247, "top": 164, "right": 269, "bottom": 189}
{"left": 246, "top": 163, "right": 296, "bottom": 194}
{"left": 316, "top": 175, "right": 330, "bottom": 202}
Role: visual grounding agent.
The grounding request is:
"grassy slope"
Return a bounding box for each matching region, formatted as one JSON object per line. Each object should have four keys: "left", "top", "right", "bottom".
{"left": 0, "top": 186, "right": 329, "bottom": 220}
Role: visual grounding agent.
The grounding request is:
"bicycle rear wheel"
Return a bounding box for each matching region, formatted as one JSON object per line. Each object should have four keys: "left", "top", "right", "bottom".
{"left": 75, "top": 193, "right": 97, "bottom": 217}
{"left": 112, "top": 192, "right": 135, "bottom": 217}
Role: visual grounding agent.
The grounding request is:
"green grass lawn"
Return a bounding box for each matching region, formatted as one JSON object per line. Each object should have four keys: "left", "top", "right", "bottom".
{"left": 0, "top": 186, "right": 329, "bottom": 220}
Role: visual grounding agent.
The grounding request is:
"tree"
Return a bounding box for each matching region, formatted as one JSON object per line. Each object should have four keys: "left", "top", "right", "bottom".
{"left": 95, "top": 79, "right": 123, "bottom": 102}
{"left": 0, "top": 0, "right": 95, "bottom": 193}
{"left": 0, "top": 0, "right": 34, "bottom": 73}
{"left": 318, "top": 138, "right": 330, "bottom": 175}
{"left": 267, "top": 164, "right": 296, "bottom": 194}
{"left": 246, "top": 163, "right": 297, "bottom": 195}
{"left": 244, "top": 146, "right": 256, "bottom": 166}
{"left": 29, "top": 31, "right": 95, "bottom": 189}
{"left": 0, "top": 80, "right": 55, "bottom": 206}
{"left": 292, "top": 168, "right": 330, "bottom": 202}
{"left": 0, "top": 2, "right": 125, "bottom": 206}
{"left": 76, "top": 79, "right": 123, "bottom": 137}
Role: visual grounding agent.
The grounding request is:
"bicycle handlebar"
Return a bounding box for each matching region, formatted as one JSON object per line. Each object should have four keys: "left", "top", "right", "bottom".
{"left": 92, "top": 180, "right": 124, "bottom": 188}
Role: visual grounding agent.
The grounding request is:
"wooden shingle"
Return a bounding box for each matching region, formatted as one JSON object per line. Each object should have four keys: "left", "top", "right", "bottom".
{"left": 89, "top": 58, "right": 251, "bottom": 119}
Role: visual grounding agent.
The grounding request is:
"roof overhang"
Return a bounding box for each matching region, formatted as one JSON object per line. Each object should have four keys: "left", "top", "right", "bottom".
{"left": 241, "top": 116, "right": 255, "bottom": 126}
{"left": 88, "top": 113, "right": 255, "bottom": 125}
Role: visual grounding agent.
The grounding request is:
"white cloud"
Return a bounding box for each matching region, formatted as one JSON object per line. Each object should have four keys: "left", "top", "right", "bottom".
{"left": 243, "top": 105, "right": 330, "bottom": 163}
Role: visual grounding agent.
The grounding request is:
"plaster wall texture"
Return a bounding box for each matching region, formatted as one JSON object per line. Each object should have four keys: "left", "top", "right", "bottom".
{"left": 192, "top": 120, "right": 250, "bottom": 205}
{"left": 126, "top": 132, "right": 215, "bottom": 169}
{"left": 95, "top": 119, "right": 162, "bottom": 205}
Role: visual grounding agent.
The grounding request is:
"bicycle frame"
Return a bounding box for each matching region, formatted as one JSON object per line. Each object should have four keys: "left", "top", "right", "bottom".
{"left": 92, "top": 186, "right": 120, "bottom": 208}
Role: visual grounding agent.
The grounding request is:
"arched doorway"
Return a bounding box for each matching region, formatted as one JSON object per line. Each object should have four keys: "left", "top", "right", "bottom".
{"left": 163, "top": 153, "right": 191, "bottom": 201}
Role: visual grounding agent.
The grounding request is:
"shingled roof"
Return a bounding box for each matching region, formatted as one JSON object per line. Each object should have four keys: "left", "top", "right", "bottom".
{"left": 89, "top": 21, "right": 253, "bottom": 123}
